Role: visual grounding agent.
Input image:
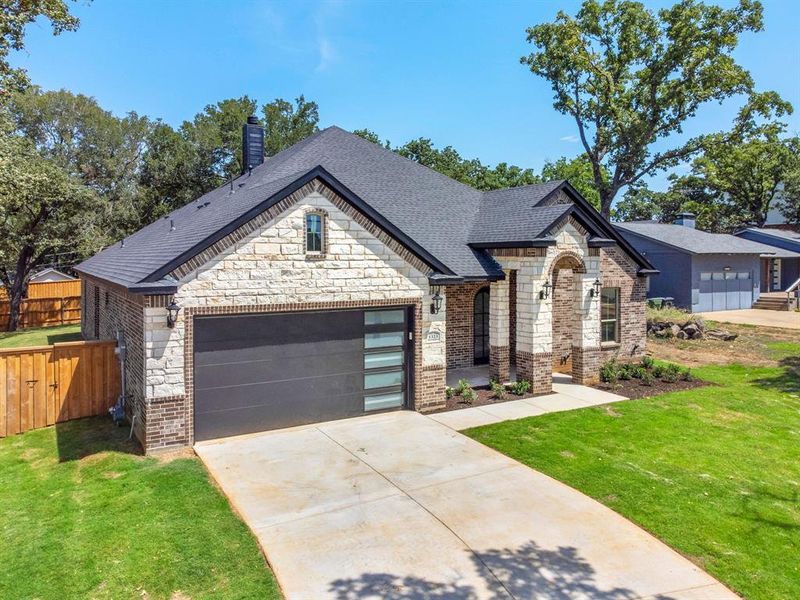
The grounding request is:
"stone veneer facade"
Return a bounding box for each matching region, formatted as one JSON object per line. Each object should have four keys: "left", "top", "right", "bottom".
{"left": 460, "top": 218, "right": 645, "bottom": 393}
{"left": 84, "top": 183, "right": 646, "bottom": 452}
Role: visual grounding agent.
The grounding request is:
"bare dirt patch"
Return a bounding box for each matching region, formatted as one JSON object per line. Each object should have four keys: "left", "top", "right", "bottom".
{"left": 647, "top": 322, "right": 798, "bottom": 368}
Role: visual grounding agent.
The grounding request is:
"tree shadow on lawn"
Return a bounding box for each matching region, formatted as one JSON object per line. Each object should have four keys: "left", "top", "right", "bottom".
{"left": 737, "top": 486, "right": 800, "bottom": 534}
{"left": 55, "top": 416, "right": 142, "bottom": 462}
{"left": 753, "top": 356, "right": 800, "bottom": 395}
{"left": 329, "top": 540, "right": 678, "bottom": 600}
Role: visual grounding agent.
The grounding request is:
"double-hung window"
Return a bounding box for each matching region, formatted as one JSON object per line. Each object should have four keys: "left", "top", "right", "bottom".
{"left": 600, "top": 287, "right": 620, "bottom": 344}
{"left": 305, "top": 212, "right": 323, "bottom": 254}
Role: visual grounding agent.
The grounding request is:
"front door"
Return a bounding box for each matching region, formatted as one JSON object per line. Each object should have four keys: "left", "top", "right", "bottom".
{"left": 473, "top": 288, "right": 490, "bottom": 365}
{"left": 761, "top": 258, "right": 771, "bottom": 291}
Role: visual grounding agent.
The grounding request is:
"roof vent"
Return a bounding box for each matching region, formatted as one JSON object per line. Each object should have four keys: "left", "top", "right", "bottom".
{"left": 674, "top": 212, "right": 696, "bottom": 229}
{"left": 242, "top": 115, "right": 264, "bottom": 174}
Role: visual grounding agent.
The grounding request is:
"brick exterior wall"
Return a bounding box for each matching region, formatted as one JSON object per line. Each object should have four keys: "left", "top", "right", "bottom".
{"left": 572, "top": 346, "right": 601, "bottom": 384}
{"left": 551, "top": 267, "right": 575, "bottom": 370}
{"left": 489, "top": 346, "right": 510, "bottom": 383}
{"left": 599, "top": 246, "right": 647, "bottom": 362}
{"left": 517, "top": 351, "right": 553, "bottom": 394}
{"left": 445, "top": 282, "right": 487, "bottom": 369}
{"left": 80, "top": 275, "right": 147, "bottom": 443}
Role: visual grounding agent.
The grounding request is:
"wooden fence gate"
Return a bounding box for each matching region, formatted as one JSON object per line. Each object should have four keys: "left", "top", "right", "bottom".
{"left": 0, "top": 340, "right": 120, "bottom": 437}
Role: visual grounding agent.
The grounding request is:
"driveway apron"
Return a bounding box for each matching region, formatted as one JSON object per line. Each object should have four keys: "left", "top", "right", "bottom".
{"left": 196, "top": 410, "right": 736, "bottom": 599}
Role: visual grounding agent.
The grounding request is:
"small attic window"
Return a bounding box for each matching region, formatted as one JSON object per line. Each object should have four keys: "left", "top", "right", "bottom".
{"left": 305, "top": 212, "right": 324, "bottom": 255}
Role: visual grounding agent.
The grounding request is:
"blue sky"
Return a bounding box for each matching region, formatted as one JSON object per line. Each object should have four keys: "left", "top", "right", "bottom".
{"left": 14, "top": 0, "right": 800, "bottom": 192}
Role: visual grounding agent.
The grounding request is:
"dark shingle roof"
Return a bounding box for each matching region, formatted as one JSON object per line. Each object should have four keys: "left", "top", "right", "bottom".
{"left": 78, "top": 126, "right": 652, "bottom": 290}
{"left": 615, "top": 222, "right": 786, "bottom": 256}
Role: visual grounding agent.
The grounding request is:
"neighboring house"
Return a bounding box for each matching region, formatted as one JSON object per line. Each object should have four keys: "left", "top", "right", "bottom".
{"left": 29, "top": 268, "right": 77, "bottom": 284}
{"left": 616, "top": 214, "right": 789, "bottom": 312}
{"left": 734, "top": 228, "right": 800, "bottom": 292}
{"left": 76, "top": 123, "right": 655, "bottom": 453}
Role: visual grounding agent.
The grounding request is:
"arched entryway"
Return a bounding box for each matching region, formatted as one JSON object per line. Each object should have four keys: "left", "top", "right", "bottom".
{"left": 550, "top": 253, "right": 587, "bottom": 375}
{"left": 473, "top": 287, "right": 490, "bottom": 365}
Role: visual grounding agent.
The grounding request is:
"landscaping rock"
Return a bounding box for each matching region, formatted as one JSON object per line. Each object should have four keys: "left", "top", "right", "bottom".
{"left": 647, "top": 316, "right": 715, "bottom": 342}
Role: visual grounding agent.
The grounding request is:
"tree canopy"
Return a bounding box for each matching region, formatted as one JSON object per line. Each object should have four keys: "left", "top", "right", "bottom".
{"left": 0, "top": 0, "right": 80, "bottom": 94}
{"left": 522, "top": 0, "right": 785, "bottom": 218}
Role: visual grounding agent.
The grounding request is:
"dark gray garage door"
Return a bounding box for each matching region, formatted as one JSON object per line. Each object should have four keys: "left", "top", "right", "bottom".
{"left": 193, "top": 307, "right": 411, "bottom": 441}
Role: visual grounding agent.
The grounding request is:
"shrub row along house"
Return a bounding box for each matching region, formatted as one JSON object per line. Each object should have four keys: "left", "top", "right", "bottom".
{"left": 76, "top": 123, "right": 655, "bottom": 453}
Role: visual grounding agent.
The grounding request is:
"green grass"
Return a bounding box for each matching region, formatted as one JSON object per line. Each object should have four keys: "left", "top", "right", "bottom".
{"left": 0, "top": 418, "right": 281, "bottom": 599}
{"left": 465, "top": 356, "right": 800, "bottom": 600}
{"left": 0, "top": 324, "right": 82, "bottom": 348}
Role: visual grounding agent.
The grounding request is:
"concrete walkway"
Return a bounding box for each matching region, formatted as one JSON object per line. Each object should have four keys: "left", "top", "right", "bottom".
{"left": 196, "top": 406, "right": 736, "bottom": 599}
{"left": 429, "top": 377, "right": 627, "bottom": 431}
{"left": 696, "top": 308, "right": 799, "bottom": 330}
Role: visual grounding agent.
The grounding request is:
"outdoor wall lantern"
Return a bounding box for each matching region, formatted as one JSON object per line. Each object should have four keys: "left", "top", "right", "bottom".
{"left": 430, "top": 284, "right": 443, "bottom": 315}
{"left": 539, "top": 279, "right": 552, "bottom": 300}
{"left": 589, "top": 278, "right": 603, "bottom": 298}
{"left": 166, "top": 300, "right": 181, "bottom": 329}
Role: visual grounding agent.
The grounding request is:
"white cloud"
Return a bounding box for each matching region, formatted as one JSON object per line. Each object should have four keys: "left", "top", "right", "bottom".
{"left": 316, "top": 37, "right": 337, "bottom": 72}
{"left": 559, "top": 135, "right": 580, "bottom": 142}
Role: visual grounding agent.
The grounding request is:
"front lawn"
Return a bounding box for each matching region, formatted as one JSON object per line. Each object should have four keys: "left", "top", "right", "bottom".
{"left": 465, "top": 355, "right": 800, "bottom": 600}
{"left": 0, "top": 323, "right": 82, "bottom": 348}
{"left": 0, "top": 418, "right": 281, "bottom": 599}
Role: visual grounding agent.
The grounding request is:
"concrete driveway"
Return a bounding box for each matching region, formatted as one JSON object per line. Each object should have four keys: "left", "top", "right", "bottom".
{"left": 196, "top": 411, "right": 736, "bottom": 599}
{"left": 696, "top": 308, "right": 799, "bottom": 330}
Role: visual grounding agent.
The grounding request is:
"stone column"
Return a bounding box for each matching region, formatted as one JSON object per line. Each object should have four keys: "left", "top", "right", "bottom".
{"left": 515, "top": 254, "right": 553, "bottom": 395}
{"left": 489, "top": 274, "right": 510, "bottom": 383}
{"left": 571, "top": 265, "right": 602, "bottom": 385}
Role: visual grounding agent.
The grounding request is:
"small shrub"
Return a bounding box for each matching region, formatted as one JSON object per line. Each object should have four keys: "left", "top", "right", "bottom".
{"left": 599, "top": 360, "right": 619, "bottom": 384}
{"left": 652, "top": 364, "right": 666, "bottom": 378}
{"left": 641, "top": 371, "right": 654, "bottom": 386}
{"left": 662, "top": 363, "right": 681, "bottom": 383}
{"left": 630, "top": 366, "right": 646, "bottom": 380}
{"left": 618, "top": 363, "right": 637, "bottom": 381}
{"left": 510, "top": 380, "right": 531, "bottom": 396}
{"left": 456, "top": 378, "right": 470, "bottom": 395}
{"left": 460, "top": 386, "right": 477, "bottom": 404}
{"left": 640, "top": 356, "right": 655, "bottom": 370}
{"left": 490, "top": 381, "right": 507, "bottom": 401}
{"left": 681, "top": 368, "right": 694, "bottom": 382}
{"left": 445, "top": 386, "right": 455, "bottom": 400}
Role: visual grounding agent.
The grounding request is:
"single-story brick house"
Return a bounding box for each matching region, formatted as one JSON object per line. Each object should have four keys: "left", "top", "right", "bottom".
{"left": 76, "top": 123, "right": 655, "bottom": 452}
{"left": 615, "top": 215, "right": 794, "bottom": 312}
{"left": 734, "top": 227, "right": 800, "bottom": 293}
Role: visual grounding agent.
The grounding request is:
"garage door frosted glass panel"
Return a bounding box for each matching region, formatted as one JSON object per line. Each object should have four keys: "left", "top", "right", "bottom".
{"left": 365, "top": 331, "right": 404, "bottom": 349}
{"left": 365, "top": 310, "right": 404, "bottom": 325}
{"left": 364, "top": 370, "right": 403, "bottom": 390}
{"left": 364, "top": 392, "right": 404, "bottom": 411}
{"left": 364, "top": 351, "right": 403, "bottom": 369}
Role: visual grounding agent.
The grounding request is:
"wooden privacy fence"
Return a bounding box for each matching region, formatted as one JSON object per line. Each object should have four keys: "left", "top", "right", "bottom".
{"left": 0, "top": 280, "right": 81, "bottom": 300}
{"left": 0, "top": 296, "right": 81, "bottom": 329}
{"left": 0, "top": 340, "right": 120, "bottom": 437}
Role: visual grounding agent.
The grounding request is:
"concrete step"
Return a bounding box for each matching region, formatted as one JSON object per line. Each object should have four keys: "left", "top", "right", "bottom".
{"left": 753, "top": 297, "right": 790, "bottom": 311}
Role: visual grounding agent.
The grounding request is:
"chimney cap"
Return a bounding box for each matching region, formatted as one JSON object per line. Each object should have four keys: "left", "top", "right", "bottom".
{"left": 676, "top": 211, "right": 696, "bottom": 218}
{"left": 246, "top": 115, "right": 259, "bottom": 125}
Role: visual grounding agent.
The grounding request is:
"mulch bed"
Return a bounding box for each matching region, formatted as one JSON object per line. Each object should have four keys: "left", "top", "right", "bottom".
{"left": 433, "top": 387, "right": 537, "bottom": 413}
{"left": 592, "top": 377, "right": 709, "bottom": 400}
